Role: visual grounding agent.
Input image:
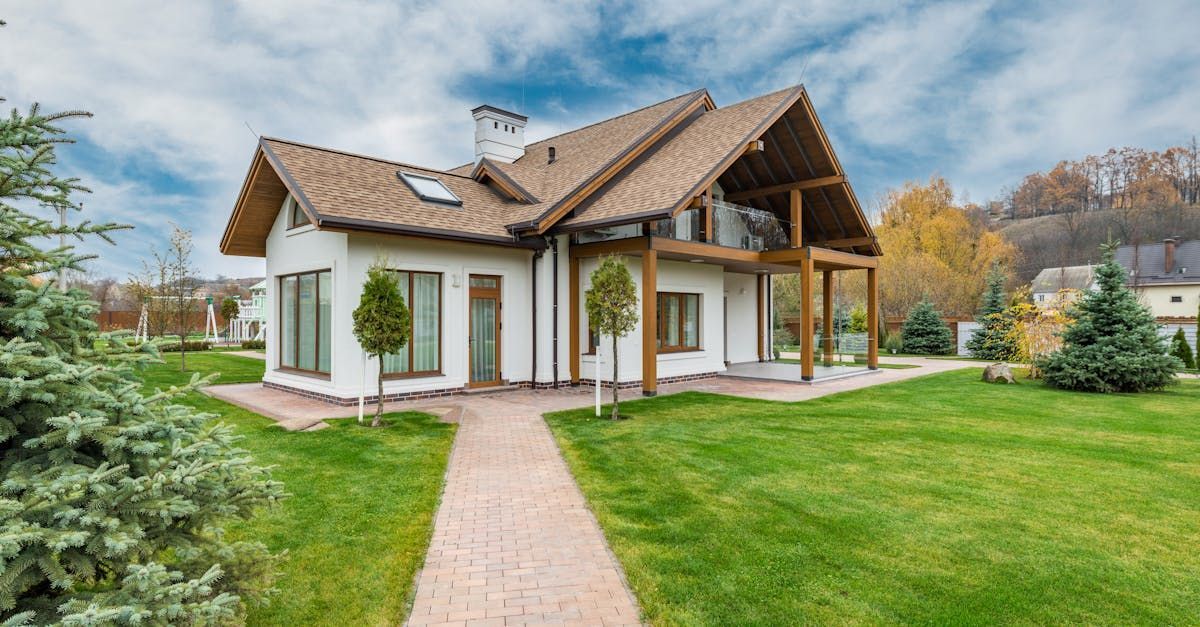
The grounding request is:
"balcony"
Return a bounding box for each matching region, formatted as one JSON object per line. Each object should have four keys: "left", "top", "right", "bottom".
{"left": 573, "top": 199, "right": 793, "bottom": 252}
{"left": 653, "top": 199, "right": 791, "bottom": 251}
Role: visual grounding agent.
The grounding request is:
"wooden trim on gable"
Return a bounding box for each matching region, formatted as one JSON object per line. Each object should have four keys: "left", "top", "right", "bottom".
{"left": 667, "top": 86, "right": 807, "bottom": 219}
{"left": 471, "top": 159, "right": 539, "bottom": 203}
{"left": 526, "top": 90, "right": 713, "bottom": 235}
{"left": 723, "top": 175, "right": 846, "bottom": 203}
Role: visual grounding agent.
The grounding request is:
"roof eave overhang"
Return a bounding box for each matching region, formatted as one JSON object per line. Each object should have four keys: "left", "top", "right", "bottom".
{"left": 319, "top": 215, "right": 546, "bottom": 250}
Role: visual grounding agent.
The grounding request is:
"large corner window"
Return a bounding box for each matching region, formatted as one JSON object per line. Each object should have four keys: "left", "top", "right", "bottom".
{"left": 288, "top": 197, "right": 311, "bottom": 228}
{"left": 657, "top": 292, "right": 700, "bottom": 352}
{"left": 382, "top": 271, "right": 442, "bottom": 377}
{"left": 397, "top": 171, "right": 463, "bottom": 206}
{"left": 279, "top": 269, "right": 332, "bottom": 375}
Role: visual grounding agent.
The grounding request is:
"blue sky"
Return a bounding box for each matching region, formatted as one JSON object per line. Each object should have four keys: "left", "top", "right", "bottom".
{"left": 2, "top": 0, "right": 1198, "bottom": 279}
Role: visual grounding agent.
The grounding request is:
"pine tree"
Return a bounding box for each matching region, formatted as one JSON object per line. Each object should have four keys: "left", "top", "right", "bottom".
{"left": 0, "top": 104, "right": 284, "bottom": 623}
{"left": 966, "top": 263, "right": 1018, "bottom": 360}
{"left": 1041, "top": 245, "right": 1179, "bottom": 392}
{"left": 1169, "top": 328, "right": 1195, "bottom": 370}
{"left": 352, "top": 260, "right": 411, "bottom": 427}
{"left": 584, "top": 256, "right": 639, "bottom": 420}
{"left": 900, "top": 299, "right": 954, "bottom": 355}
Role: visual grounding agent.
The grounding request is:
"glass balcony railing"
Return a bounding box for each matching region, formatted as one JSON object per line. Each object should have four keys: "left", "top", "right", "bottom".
{"left": 572, "top": 199, "right": 793, "bottom": 252}
{"left": 711, "top": 199, "right": 791, "bottom": 251}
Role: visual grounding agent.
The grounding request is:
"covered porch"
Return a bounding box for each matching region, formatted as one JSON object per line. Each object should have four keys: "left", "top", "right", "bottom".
{"left": 568, "top": 235, "right": 878, "bottom": 396}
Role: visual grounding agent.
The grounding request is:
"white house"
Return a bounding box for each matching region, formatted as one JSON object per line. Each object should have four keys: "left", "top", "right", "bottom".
{"left": 219, "top": 85, "right": 882, "bottom": 405}
{"left": 1031, "top": 264, "right": 1096, "bottom": 309}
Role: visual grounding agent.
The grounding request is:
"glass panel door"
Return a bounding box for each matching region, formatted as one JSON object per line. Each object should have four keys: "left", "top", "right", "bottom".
{"left": 468, "top": 275, "right": 501, "bottom": 387}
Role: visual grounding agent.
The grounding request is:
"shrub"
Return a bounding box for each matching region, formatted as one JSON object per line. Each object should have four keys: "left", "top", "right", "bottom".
{"left": 158, "top": 340, "right": 212, "bottom": 352}
{"left": 966, "top": 263, "right": 1017, "bottom": 360}
{"left": 1041, "top": 244, "right": 1179, "bottom": 392}
{"left": 1169, "top": 328, "right": 1195, "bottom": 370}
{"left": 884, "top": 333, "right": 904, "bottom": 354}
{"left": 241, "top": 339, "right": 266, "bottom": 350}
{"left": 900, "top": 300, "right": 954, "bottom": 355}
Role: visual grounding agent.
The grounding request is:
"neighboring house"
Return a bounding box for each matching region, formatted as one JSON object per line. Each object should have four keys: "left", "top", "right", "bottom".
{"left": 1116, "top": 238, "right": 1200, "bottom": 319}
{"left": 219, "top": 85, "right": 881, "bottom": 404}
{"left": 1031, "top": 264, "right": 1096, "bottom": 309}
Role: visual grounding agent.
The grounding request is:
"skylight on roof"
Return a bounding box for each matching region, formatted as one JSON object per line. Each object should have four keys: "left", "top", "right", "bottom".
{"left": 398, "top": 171, "right": 462, "bottom": 206}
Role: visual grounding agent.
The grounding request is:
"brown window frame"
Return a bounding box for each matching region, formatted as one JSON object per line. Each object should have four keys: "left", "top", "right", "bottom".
{"left": 287, "top": 197, "right": 312, "bottom": 229}
{"left": 657, "top": 292, "right": 701, "bottom": 353}
{"left": 382, "top": 270, "right": 444, "bottom": 380}
{"left": 277, "top": 269, "right": 331, "bottom": 379}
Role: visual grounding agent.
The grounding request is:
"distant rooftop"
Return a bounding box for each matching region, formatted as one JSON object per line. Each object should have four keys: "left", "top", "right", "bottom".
{"left": 1115, "top": 239, "right": 1200, "bottom": 286}
{"left": 1032, "top": 265, "right": 1095, "bottom": 293}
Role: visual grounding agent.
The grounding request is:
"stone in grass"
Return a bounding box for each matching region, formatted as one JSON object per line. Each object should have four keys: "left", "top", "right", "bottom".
{"left": 982, "top": 362, "right": 1015, "bottom": 384}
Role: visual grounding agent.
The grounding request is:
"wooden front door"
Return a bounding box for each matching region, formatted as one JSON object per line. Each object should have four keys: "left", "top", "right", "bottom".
{"left": 468, "top": 275, "right": 502, "bottom": 388}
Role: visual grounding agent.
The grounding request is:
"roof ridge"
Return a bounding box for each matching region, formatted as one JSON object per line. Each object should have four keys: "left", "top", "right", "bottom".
{"left": 521, "top": 88, "right": 708, "bottom": 151}
{"left": 259, "top": 136, "right": 475, "bottom": 180}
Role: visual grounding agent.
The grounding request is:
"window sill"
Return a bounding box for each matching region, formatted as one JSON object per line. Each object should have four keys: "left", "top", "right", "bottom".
{"left": 657, "top": 347, "right": 702, "bottom": 355}
{"left": 382, "top": 371, "right": 446, "bottom": 381}
{"left": 275, "top": 366, "right": 331, "bottom": 381}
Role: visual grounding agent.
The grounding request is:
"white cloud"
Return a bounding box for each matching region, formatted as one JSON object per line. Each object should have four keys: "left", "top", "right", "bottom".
{"left": 2, "top": 0, "right": 1198, "bottom": 279}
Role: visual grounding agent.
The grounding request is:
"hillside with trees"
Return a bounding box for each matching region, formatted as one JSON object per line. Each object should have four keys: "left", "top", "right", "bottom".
{"left": 990, "top": 140, "right": 1200, "bottom": 282}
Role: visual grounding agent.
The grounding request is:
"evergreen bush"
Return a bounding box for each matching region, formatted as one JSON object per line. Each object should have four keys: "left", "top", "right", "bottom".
{"left": 1169, "top": 328, "right": 1195, "bottom": 370}
{"left": 966, "top": 264, "right": 1018, "bottom": 360}
{"left": 900, "top": 300, "right": 954, "bottom": 355}
{"left": 1040, "top": 245, "right": 1180, "bottom": 392}
{"left": 241, "top": 339, "right": 266, "bottom": 350}
{"left": 0, "top": 104, "right": 283, "bottom": 623}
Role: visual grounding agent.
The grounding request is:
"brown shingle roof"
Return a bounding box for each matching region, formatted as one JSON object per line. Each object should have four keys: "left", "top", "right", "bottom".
{"left": 559, "top": 87, "right": 800, "bottom": 229}
{"left": 221, "top": 85, "right": 878, "bottom": 256}
{"left": 261, "top": 138, "right": 525, "bottom": 243}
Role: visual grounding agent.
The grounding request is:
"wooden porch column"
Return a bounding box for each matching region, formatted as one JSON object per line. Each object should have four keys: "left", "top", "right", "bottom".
{"left": 790, "top": 188, "right": 802, "bottom": 247}
{"left": 822, "top": 270, "right": 834, "bottom": 365}
{"left": 569, "top": 256, "right": 580, "bottom": 384}
{"left": 642, "top": 250, "right": 658, "bottom": 396}
{"left": 867, "top": 266, "right": 879, "bottom": 370}
{"left": 800, "top": 257, "right": 815, "bottom": 381}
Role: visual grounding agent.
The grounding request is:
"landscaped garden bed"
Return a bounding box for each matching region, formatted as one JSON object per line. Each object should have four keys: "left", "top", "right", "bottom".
{"left": 546, "top": 369, "right": 1200, "bottom": 624}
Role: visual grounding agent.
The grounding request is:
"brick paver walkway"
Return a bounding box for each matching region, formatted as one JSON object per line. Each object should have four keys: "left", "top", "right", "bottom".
{"left": 405, "top": 407, "right": 643, "bottom": 627}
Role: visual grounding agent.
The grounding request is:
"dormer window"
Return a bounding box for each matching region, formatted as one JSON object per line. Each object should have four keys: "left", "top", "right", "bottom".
{"left": 398, "top": 171, "right": 463, "bottom": 206}
{"left": 289, "top": 196, "right": 311, "bottom": 228}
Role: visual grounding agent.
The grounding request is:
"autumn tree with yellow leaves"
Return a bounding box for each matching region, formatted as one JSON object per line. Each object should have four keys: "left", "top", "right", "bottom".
{"left": 874, "top": 177, "right": 1017, "bottom": 318}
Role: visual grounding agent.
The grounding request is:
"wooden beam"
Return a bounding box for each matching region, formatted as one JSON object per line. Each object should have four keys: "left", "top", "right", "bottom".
{"left": 642, "top": 251, "right": 658, "bottom": 396}
{"left": 687, "top": 195, "right": 708, "bottom": 209}
{"left": 723, "top": 175, "right": 846, "bottom": 203}
{"left": 822, "top": 270, "right": 833, "bottom": 364}
{"left": 807, "top": 235, "right": 876, "bottom": 250}
{"left": 789, "top": 188, "right": 802, "bottom": 248}
{"left": 867, "top": 267, "right": 879, "bottom": 370}
{"left": 808, "top": 246, "right": 879, "bottom": 269}
{"left": 800, "top": 258, "right": 814, "bottom": 380}
{"left": 569, "top": 237, "right": 650, "bottom": 259}
{"left": 569, "top": 256, "right": 580, "bottom": 384}
{"left": 650, "top": 236, "right": 761, "bottom": 264}
{"left": 743, "top": 139, "right": 765, "bottom": 155}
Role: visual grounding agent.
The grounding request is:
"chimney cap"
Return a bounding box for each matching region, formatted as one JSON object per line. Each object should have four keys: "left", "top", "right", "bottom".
{"left": 471, "top": 104, "right": 528, "bottom": 123}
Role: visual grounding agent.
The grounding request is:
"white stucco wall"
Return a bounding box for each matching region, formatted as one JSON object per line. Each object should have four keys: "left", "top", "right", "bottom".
{"left": 262, "top": 196, "right": 349, "bottom": 397}
{"left": 579, "top": 257, "right": 759, "bottom": 384}
{"left": 723, "top": 272, "right": 761, "bottom": 364}
{"left": 261, "top": 195, "right": 767, "bottom": 398}
{"left": 1134, "top": 284, "right": 1200, "bottom": 318}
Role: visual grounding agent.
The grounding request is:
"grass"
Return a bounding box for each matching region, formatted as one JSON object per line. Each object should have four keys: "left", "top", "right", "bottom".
{"left": 773, "top": 357, "right": 917, "bottom": 370}
{"left": 546, "top": 370, "right": 1200, "bottom": 625}
{"left": 138, "top": 352, "right": 456, "bottom": 625}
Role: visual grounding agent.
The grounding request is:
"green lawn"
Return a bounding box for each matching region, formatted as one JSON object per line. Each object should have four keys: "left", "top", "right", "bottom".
{"left": 138, "top": 352, "right": 456, "bottom": 625}
{"left": 546, "top": 370, "right": 1200, "bottom": 625}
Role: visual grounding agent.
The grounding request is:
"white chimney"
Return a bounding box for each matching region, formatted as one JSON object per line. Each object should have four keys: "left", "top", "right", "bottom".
{"left": 472, "top": 104, "right": 527, "bottom": 164}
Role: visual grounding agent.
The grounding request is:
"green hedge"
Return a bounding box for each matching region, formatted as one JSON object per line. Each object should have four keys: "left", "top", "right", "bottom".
{"left": 240, "top": 339, "right": 265, "bottom": 350}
